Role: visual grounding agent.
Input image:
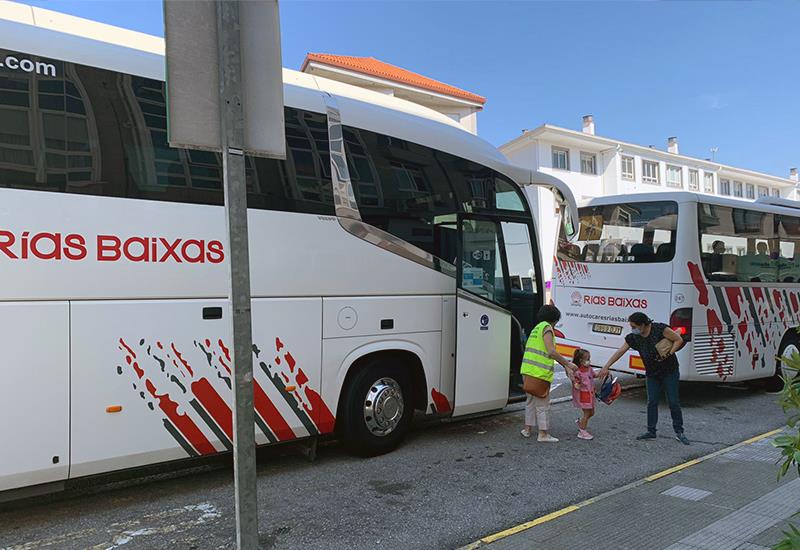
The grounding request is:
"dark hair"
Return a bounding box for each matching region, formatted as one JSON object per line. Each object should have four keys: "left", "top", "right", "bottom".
{"left": 573, "top": 348, "right": 590, "bottom": 365}
{"left": 537, "top": 304, "right": 561, "bottom": 325}
{"left": 628, "top": 312, "right": 651, "bottom": 326}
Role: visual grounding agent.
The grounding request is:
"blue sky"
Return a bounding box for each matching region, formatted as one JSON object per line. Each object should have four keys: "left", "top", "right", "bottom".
{"left": 20, "top": 0, "right": 800, "bottom": 177}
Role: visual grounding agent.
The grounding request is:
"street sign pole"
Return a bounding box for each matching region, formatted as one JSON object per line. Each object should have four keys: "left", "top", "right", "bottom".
{"left": 165, "top": 0, "right": 283, "bottom": 543}
{"left": 216, "top": 1, "right": 258, "bottom": 548}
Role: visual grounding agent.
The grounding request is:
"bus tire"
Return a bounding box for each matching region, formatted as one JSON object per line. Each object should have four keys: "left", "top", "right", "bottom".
{"left": 339, "top": 359, "right": 413, "bottom": 456}
{"left": 767, "top": 330, "right": 800, "bottom": 392}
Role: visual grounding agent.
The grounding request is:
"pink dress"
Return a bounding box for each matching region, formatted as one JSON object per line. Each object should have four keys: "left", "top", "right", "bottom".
{"left": 572, "top": 367, "right": 596, "bottom": 410}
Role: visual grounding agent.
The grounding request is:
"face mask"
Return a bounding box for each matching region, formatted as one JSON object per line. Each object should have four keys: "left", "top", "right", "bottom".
{"left": 631, "top": 328, "right": 642, "bottom": 336}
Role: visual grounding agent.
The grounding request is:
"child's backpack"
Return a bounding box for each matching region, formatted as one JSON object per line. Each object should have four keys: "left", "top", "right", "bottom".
{"left": 596, "top": 375, "right": 621, "bottom": 405}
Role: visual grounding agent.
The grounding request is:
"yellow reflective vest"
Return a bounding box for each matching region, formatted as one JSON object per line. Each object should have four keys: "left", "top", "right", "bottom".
{"left": 521, "top": 321, "right": 556, "bottom": 382}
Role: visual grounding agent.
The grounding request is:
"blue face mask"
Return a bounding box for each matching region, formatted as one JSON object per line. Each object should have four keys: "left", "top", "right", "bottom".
{"left": 631, "top": 327, "right": 642, "bottom": 336}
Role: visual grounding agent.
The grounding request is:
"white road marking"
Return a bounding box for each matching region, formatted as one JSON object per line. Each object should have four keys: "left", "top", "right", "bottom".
{"left": 2, "top": 502, "right": 222, "bottom": 550}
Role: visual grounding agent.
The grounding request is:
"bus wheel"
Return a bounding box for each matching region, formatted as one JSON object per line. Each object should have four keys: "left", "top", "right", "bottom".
{"left": 340, "top": 360, "right": 413, "bottom": 456}
{"left": 767, "top": 331, "right": 800, "bottom": 392}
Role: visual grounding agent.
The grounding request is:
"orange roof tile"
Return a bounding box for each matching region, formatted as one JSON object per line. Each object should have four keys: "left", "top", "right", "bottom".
{"left": 301, "top": 53, "right": 486, "bottom": 105}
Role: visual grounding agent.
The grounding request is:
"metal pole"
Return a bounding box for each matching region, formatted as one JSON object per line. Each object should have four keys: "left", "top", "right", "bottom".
{"left": 216, "top": 1, "right": 259, "bottom": 548}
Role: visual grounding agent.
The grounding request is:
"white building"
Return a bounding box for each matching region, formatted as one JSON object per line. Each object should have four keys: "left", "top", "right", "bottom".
{"left": 500, "top": 116, "right": 800, "bottom": 286}
{"left": 301, "top": 53, "right": 485, "bottom": 134}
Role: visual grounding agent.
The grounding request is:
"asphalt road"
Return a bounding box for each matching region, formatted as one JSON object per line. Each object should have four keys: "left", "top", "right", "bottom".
{"left": 0, "top": 379, "right": 787, "bottom": 550}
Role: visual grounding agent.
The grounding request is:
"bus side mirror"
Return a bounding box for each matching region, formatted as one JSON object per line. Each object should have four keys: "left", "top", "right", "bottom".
{"left": 559, "top": 195, "right": 579, "bottom": 243}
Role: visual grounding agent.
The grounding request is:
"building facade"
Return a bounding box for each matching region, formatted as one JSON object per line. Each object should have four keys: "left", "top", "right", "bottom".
{"left": 301, "top": 53, "right": 485, "bottom": 134}
{"left": 500, "top": 116, "right": 800, "bottom": 285}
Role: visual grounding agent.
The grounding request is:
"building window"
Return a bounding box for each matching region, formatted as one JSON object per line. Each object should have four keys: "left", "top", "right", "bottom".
{"left": 688, "top": 169, "right": 699, "bottom": 191}
{"left": 772, "top": 188, "right": 780, "bottom": 198}
{"left": 746, "top": 183, "right": 755, "bottom": 200}
{"left": 642, "top": 160, "right": 660, "bottom": 185}
{"left": 621, "top": 156, "right": 635, "bottom": 181}
{"left": 580, "top": 152, "right": 596, "bottom": 175}
{"left": 666, "top": 165, "right": 682, "bottom": 188}
{"left": 733, "top": 181, "right": 743, "bottom": 198}
{"left": 719, "top": 179, "right": 731, "bottom": 196}
{"left": 704, "top": 172, "right": 714, "bottom": 193}
{"left": 552, "top": 147, "right": 569, "bottom": 170}
{"left": 758, "top": 185, "right": 769, "bottom": 198}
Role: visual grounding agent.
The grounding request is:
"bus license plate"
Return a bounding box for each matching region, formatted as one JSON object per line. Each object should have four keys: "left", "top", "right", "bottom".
{"left": 592, "top": 323, "right": 622, "bottom": 335}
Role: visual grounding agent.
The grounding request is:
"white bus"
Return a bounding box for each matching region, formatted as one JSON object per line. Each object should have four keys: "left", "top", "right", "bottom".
{"left": 0, "top": 5, "right": 578, "bottom": 494}
{"left": 553, "top": 191, "right": 800, "bottom": 387}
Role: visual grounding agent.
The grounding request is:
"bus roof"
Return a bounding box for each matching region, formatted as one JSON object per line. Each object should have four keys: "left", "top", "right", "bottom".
{"left": 0, "top": 2, "right": 500, "bottom": 162}
{"left": 581, "top": 191, "right": 800, "bottom": 217}
{"left": 0, "top": 1, "right": 579, "bottom": 225}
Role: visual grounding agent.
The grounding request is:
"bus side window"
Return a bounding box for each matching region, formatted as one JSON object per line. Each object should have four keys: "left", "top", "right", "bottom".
{"left": 777, "top": 214, "right": 800, "bottom": 284}
{"left": 0, "top": 56, "right": 337, "bottom": 216}
{"left": 342, "top": 124, "right": 532, "bottom": 276}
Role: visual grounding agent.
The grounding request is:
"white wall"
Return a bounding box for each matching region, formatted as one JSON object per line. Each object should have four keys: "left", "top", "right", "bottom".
{"left": 435, "top": 107, "right": 479, "bottom": 135}
{"left": 504, "top": 141, "right": 560, "bottom": 285}
{"left": 537, "top": 141, "right": 603, "bottom": 200}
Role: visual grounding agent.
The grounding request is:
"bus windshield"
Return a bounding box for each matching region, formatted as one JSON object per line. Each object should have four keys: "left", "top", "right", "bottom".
{"left": 557, "top": 201, "right": 678, "bottom": 264}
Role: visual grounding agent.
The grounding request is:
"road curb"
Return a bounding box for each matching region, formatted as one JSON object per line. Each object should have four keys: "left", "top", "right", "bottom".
{"left": 457, "top": 426, "right": 784, "bottom": 549}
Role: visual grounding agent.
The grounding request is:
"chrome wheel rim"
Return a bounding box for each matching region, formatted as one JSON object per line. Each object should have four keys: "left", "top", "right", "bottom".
{"left": 363, "top": 377, "right": 404, "bottom": 437}
{"left": 781, "top": 344, "right": 800, "bottom": 381}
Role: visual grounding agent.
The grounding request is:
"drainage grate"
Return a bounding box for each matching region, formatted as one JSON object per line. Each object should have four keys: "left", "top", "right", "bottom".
{"left": 661, "top": 485, "right": 712, "bottom": 501}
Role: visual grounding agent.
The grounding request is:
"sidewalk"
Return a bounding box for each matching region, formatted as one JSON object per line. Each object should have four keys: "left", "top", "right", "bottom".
{"left": 465, "top": 432, "right": 799, "bottom": 550}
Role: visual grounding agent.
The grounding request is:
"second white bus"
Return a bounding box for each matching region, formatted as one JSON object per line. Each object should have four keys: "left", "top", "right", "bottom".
{"left": 553, "top": 191, "right": 800, "bottom": 387}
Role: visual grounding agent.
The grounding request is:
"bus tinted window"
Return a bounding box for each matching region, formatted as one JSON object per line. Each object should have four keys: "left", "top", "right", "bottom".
{"left": 558, "top": 201, "right": 677, "bottom": 263}
{"left": 343, "top": 125, "right": 527, "bottom": 265}
{"left": 776, "top": 215, "right": 800, "bottom": 283}
{"left": 698, "top": 204, "right": 800, "bottom": 283}
{"left": 0, "top": 49, "right": 334, "bottom": 215}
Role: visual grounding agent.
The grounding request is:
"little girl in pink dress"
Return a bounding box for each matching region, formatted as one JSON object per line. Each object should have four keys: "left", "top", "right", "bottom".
{"left": 572, "top": 349, "right": 597, "bottom": 440}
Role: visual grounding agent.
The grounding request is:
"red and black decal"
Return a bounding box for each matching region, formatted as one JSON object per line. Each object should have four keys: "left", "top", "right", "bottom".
{"left": 688, "top": 261, "right": 800, "bottom": 377}
{"left": 117, "top": 335, "right": 335, "bottom": 457}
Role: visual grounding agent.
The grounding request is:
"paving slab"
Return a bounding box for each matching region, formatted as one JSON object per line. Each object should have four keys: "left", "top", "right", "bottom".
{"left": 476, "top": 433, "right": 800, "bottom": 550}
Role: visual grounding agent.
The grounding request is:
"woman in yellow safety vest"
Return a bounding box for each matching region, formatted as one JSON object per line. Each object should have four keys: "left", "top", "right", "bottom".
{"left": 521, "top": 305, "right": 577, "bottom": 442}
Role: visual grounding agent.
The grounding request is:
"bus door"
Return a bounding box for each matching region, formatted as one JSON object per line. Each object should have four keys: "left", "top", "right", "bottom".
{"left": 452, "top": 215, "right": 513, "bottom": 416}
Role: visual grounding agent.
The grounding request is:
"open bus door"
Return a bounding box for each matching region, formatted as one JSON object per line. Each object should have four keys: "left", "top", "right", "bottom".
{"left": 452, "top": 215, "right": 512, "bottom": 416}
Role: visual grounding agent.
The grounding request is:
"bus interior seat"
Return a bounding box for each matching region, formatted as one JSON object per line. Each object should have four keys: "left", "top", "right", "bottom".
{"left": 567, "top": 244, "right": 581, "bottom": 259}
{"left": 655, "top": 243, "right": 674, "bottom": 261}
{"left": 601, "top": 243, "right": 619, "bottom": 263}
{"left": 582, "top": 244, "right": 599, "bottom": 262}
{"left": 630, "top": 243, "right": 655, "bottom": 263}
{"left": 562, "top": 243, "right": 581, "bottom": 260}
